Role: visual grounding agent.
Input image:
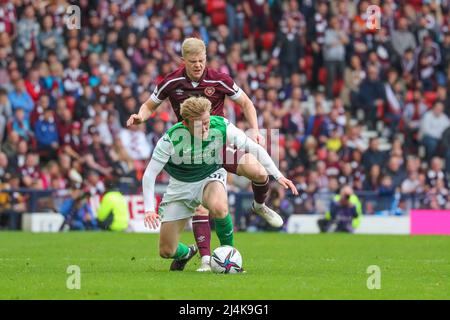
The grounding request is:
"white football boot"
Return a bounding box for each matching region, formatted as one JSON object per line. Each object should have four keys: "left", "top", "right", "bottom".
{"left": 196, "top": 255, "right": 212, "bottom": 272}
{"left": 252, "top": 202, "right": 284, "bottom": 228}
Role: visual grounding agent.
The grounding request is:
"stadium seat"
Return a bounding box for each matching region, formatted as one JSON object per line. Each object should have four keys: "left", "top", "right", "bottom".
{"left": 332, "top": 79, "right": 344, "bottom": 97}
{"left": 318, "top": 68, "right": 327, "bottom": 85}
{"left": 279, "top": 135, "right": 285, "bottom": 148}
{"left": 65, "top": 96, "right": 76, "bottom": 113}
{"left": 304, "top": 55, "right": 313, "bottom": 82}
{"left": 424, "top": 91, "right": 437, "bottom": 108}
{"left": 211, "top": 12, "right": 226, "bottom": 26}
{"left": 206, "top": 0, "right": 226, "bottom": 13}
{"left": 134, "top": 160, "right": 146, "bottom": 182}
{"left": 206, "top": 0, "right": 227, "bottom": 26}
{"left": 291, "top": 139, "right": 301, "bottom": 152}
{"left": 376, "top": 100, "right": 385, "bottom": 119}
{"left": 261, "top": 32, "right": 275, "bottom": 51}
{"left": 404, "top": 90, "right": 414, "bottom": 103}
{"left": 243, "top": 22, "right": 250, "bottom": 38}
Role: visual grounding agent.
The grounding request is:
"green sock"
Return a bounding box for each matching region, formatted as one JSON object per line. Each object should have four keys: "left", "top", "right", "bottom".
{"left": 214, "top": 213, "right": 234, "bottom": 246}
{"left": 172, "top": 243, "right": 190, "bottom": 260}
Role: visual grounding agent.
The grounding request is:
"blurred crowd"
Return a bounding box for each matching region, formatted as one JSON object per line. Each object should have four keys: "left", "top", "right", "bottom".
{"left": 1, "top": 0, "right": 450, "bottom": 227}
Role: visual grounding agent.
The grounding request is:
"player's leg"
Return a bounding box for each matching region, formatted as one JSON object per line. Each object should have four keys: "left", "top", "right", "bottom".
{"left": 159, "top": 218, "right": 189, "bottom": 258}
{"left": 193, "top": 169, "right": 228, "bottom": 272}
{"left": 201, "top": 180, "right": 246, "bottom": 274}
{"left": 202, "top": 180, "right": 234, "bottom": 247}
{"left": 192, "top": 204, "right": 212, "bottom": 270}
{"left": 236, "top": 153, "right": 284, "bottom": 228}
{"left": 158, "top": 202, "right": 198, "bottom": 271}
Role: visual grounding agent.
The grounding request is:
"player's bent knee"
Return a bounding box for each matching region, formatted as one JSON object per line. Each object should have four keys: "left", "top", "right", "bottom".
{"left": 159, "top": 245, "right": 176, "bottom": 259}
{"left": 252, "top": 170, "right": 268, "bottom": 183}
{"left": 208, "top": 202, "right": 228, "bottom": 219}
{"left": 237, "top": 160, "right": 268, "bottom": 183}
{"left": 245, "top": 168, "right": 267, "bottom": 184}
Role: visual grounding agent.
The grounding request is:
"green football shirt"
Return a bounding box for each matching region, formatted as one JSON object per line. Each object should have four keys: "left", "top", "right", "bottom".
{"left": 143, "top": 115, "right": 284, "bottom": 212}
{"left": 152, "top": 116, "right": 227, "bottom": 182}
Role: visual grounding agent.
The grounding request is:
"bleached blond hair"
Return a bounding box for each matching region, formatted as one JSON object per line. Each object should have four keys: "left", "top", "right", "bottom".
{"left": 181, "top": 37, "right": 206, "bottom": 58}
{"left": 180, "top": 96, "right": 211, "bottom": 120}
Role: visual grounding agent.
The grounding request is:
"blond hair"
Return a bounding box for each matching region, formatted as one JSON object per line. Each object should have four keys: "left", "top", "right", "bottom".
{"left": 181, "top": 37, "right": 206, "bottom": 58}
{"left": 180, "top": 96, "right": 211, "bottom": 120}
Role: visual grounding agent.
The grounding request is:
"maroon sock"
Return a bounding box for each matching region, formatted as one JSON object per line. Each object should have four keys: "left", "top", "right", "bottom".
{"left": 192, "top": 215, "right": 211, "bottom": 257}
{"left": 252, "top": 176, "right": 269, "bottom": 204}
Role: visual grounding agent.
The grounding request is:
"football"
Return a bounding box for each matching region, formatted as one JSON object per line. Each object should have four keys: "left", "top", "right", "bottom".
{"left": 210, "top": 245, "right": 243, "bottom": 274}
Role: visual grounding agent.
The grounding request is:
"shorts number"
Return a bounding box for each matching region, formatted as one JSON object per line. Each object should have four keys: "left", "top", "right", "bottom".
{"left": 210, "top": 172, "right": 225, "bottom": 182}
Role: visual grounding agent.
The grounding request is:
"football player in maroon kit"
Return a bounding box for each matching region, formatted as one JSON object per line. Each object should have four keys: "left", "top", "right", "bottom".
{"left": 127, "top": 38, "right": 294, "bottom": 271}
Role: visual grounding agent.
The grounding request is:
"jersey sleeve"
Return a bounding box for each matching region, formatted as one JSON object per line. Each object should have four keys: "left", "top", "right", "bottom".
{"left": 221, "top": 73, "right": 243, "bottom": 101}
{"left": 226, "top": 122, "right": 283, "bottom": 180}
{"left": 142, "top": 158, "right": 166, "bottom": 212}
{"left": 150, "top": 79, "right": 170, "bottom": 105}
{"left": 142, "top": 134, "right": 174, "bottom": 212}
{"left": 151, "top": 133, "right": 175, "bottom": 164}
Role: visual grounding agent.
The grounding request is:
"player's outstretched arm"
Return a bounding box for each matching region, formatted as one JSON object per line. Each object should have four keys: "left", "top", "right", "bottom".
{"left": 143, "top": 210, "right": 160, "bottom": 229}
{"left": 126, "top": 97, "right": 159, "bottom": 127}
{"left": 226, "top": 122, "right": 298, "bottom": 196}
{"left": 142, "top": 158, "right": 165, "bottom": 229}
{"left": 234, "top": 92, "right": 265, "bottom": 145}
{"left": 276, "top": 176, "right": 298, "bottom": 195}
{"left": 142, "top": 134, "right": 174, "bottom": 229}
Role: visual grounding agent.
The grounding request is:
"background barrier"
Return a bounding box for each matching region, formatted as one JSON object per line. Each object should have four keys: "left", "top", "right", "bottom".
{"left": 410, "top": 210, "right": 450, "bottom": 235}
{"left": 1, "top": 188, "right": 448, "bottom": 234}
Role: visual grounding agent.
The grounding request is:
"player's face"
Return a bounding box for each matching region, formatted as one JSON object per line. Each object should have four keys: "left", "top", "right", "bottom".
{"left": 187, "top": 112, "right": 210, "bottom": 139}
{"left": 184, "top": 52, "right": 206, "bottom": 81}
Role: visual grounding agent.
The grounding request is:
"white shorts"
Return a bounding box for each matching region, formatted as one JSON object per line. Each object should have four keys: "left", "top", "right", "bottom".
{"left": 158, "top": 168, "right": 227, "bottom": 222}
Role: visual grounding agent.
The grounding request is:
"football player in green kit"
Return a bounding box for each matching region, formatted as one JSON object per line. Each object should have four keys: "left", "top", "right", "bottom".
{"left": 142, "top": 96, "right": 298, "bottom": 271}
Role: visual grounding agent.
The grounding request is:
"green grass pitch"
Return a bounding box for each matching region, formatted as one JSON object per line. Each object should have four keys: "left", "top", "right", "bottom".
{"left": 0, "top": 232, "right": 449, "bottom": 300}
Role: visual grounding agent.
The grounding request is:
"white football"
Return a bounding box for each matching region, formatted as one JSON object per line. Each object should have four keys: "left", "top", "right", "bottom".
{"left": 210, "top": 245, "right": 243, "bottom": 274}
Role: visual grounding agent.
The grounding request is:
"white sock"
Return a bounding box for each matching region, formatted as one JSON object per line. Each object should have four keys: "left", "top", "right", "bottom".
{"left": 201, "top": 255, "right": 211, "bottom": 265}
{"left": 253, "top": 200, "right": 265, "bottom": 210}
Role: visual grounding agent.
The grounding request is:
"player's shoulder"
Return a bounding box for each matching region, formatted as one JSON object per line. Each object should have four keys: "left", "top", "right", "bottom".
{"left": 204, "top": 68, "right": 233, "bottom": 82}
{"left": 157, "top": 67, "right": 186, "bottom": 86}
{"left": 165, "top": 121, "right": 188, "bottom": 137}
{"left": 210, "top": 115, "right": 230, "bottom": 126}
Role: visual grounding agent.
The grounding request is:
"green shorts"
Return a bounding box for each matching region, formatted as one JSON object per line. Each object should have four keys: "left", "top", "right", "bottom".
{"left": 158, "top": 168, "right": 227, "bottom": 222}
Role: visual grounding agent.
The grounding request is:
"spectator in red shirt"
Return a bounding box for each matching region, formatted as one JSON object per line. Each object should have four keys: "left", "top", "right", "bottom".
{"left": 24, "top": 68, "right": 42, "bottom": 102}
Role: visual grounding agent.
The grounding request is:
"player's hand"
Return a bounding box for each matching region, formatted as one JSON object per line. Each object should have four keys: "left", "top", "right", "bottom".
{"left": 126, "top": 114, "right": 143, "bottom": 127}
{"left": 144, "top": 211, "right": 160, "bottom": 229}
{"left": 255, "top": 132, "right": 265, "bottom": 146}
{"left": 248, "top": 130, "right": 265, "bottom": 146}
{"left": 277, "top": 176, "right": 299, "bottom": 196}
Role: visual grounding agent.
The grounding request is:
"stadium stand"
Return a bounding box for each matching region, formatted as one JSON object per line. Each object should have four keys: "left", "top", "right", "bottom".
{"left": 0, "top": 0, "right": 449, "bottom": 230}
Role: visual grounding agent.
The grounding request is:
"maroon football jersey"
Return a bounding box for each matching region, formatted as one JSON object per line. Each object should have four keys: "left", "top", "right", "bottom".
{"left": 150, "top": 67, "right": 243, "bottom": 121}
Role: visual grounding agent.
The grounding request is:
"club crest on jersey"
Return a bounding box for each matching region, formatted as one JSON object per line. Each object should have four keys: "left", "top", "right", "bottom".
{"left": 204, "top": 86, "right": 215, "bottom": 97}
